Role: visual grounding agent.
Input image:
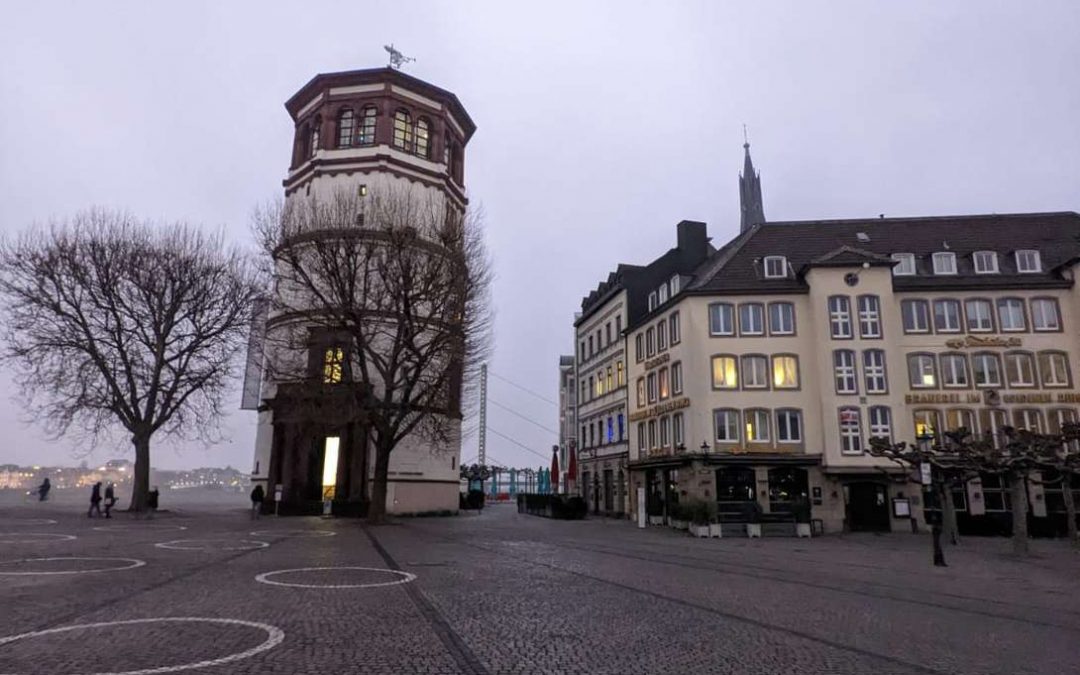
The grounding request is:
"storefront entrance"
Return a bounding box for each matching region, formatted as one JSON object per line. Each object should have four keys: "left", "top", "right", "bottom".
{"left": 846, "top": 482, "right": 891, "bottom": 532}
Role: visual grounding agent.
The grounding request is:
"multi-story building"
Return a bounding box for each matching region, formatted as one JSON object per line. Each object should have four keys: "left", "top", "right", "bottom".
{"left": 574, "top": 221, "right": 714, "bottom": 516}
{"left": 625, "top": 210, "right": 1080, "bottom": 534}
{"left": 557, "top": 354, "right": 576, "bottom": 488}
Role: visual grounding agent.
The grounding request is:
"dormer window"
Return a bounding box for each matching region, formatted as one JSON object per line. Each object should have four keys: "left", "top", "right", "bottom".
{"left": 763, "top": 256, "right": 787, "bottom": 279}
{"left": 648, "top": 291, "right": 658, "bottom": 312}
{"left": 891, "top": 253, "right": 915, "bottom": 276}
{"left": 658, "top": 284, "right": 669, "bottom": 304}
{"left": 932, "top": 252, "right": 957, "bottom": 275}
{"left": 670, "top": 274, "right": 681, "bottom": 296}
{"left": 1015, "top": 250, "right": 1041, "bottom": 273}
{"left": 973, "top": 251, "right": 998, "bottom": 274}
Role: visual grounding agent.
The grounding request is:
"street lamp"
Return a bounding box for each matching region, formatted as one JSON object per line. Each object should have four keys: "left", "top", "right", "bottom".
{"left": 700, "top": 441, "right": 709, "bottom": 453}
{"left": 916, "top": 432, "right": 947, "bottom": 567}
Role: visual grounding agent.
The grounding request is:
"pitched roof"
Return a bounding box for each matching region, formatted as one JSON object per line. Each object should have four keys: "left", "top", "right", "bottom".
{"left": 690, "top": 212, "right": 1080, "bottom": 293}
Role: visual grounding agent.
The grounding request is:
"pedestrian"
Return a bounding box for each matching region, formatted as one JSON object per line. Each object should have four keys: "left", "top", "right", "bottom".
{"left": 104, "top": 482, "right": 116, "bottom": 519}
{"left": 250, "top": 484, "right": 265, "bottom": 520}
{"left": 38, "top": 477, "right": 51, "bottom": 502}
{"left": 87, "top": 482, "right": 102, "bottom": 518}
{"left": 146, "top": 486, "right": 160, "bottom": 519}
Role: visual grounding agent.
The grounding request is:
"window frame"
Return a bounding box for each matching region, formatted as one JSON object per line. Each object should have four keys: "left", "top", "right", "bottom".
{"left": 868, "top": 406, "right": 892, "bottom": 443}
{"left": 972, "top": 352, "right": 1003, "bottom": 388}
{"left": 833, "top": 349, "right": 858, "bottom": 395}
{"left": 1038, "top": 350, "right": 1072, "bottom": 388}
{"left": 738, "top": 302, "right": 766, "bottom": 336}
{"left": 939, "top": 352, "right": 971, "bottom": 389}
{"left": 901, "top": 299, "right": 931, "bottom": 334}
{"left": 669, "top": 312, "right": 681, "bottom": 344}
{"left": 768, "top": 301, "right": 796, "bottom": 336}
{"left": 656, "top": 320, "right": 667, "bottom": 352}
{"left": 973, "top": 251, "right": 999, "bottom": 274}
{"left": 838, "top": 407, "right": 863, "bottom": 455}
{"left": 828, "top": 295, "right": 853, "bottom": 339}
{"left": 863, "top": 349, "right": 888, "bottom": 394}
{"left": 857, "top": 295, "right": 882, "bottom": 338}
{"left": 763, "top": 255, "right": 788, "bottom": 279}
{"left": 671, "top": 361, "right": 683, "bottom": 395}
{"left": 1015, "top": 250, "right": 1042, "bottom": 273}
{"left": 771, "top": 354, "right": 800, "bottom": 390}
{"left": 1030, "top": 297, "right": 1062, "bottom": 332}
{"left": 932, "top": 298, "right": 963, "bottom": 333}
{"left": 740, "top": 354, "right": 769, "bottom": 390}
{"left": 392, "top": 109, "right": 413, "bottom": 152}
{"left": 932, "top": 251, "right": 957, "bottom": 275}
{"left": 708, "top": 303, "right": 736, "bottom": 337}
{"left": 891, "top": 253, "right": 916, "bottom": 276}
{"left": 907, "top": 352, "right": 938, "bottom": 389}
{"left": 714, "top": 408, "right": 740, "bottom": 443}
{"left": 336, "top": 108, "right": 355, "bottom": 148}
{"left": 744, "top": 408, "right": 771, "bottom": 443}
{"left": 997, "top": 298, "right": 1028, "bottom": 332}
{"left": 711, "top": 354, "right": 739, "bottom": 390}
{"left": 964, "top": 298, "right": 995, "bottom": 333}
{"left": 358, "top": 106, "right": 377, "bottom": 145}
{"left": 1004, "top": 350, "right": 1037, "bottom": 388}
{"left": 775, "top": 408, "right": 803, "bottom": 444}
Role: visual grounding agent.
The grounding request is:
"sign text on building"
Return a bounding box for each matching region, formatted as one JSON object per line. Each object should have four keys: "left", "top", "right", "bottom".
{"left": 629, "top": 396, "right": 690, "bottom": 422}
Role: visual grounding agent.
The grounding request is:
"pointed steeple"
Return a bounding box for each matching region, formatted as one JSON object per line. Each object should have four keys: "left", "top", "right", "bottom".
{"left": 739, "top": 135, "right": 766, "bottom": 233}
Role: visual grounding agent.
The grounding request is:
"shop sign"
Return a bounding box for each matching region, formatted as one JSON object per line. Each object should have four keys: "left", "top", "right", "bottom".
{"left": 629, "top": 396, "right": 690, "bottom": 422}
{"left": 644, "top": 353, "right": 670, "bottom": 371}
{"left": 905, "top": 393, "right": 982, "bottom": 404}
{"left": 944, "top": 335, "right": 1022, "bottom": 349}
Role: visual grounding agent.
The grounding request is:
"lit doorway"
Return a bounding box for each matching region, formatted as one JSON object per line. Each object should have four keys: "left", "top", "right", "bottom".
{"left": 322, "top": 436, "right": 340, "bottom": 501}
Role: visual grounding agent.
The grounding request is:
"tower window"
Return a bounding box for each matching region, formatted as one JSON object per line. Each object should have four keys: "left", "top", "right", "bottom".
{"left": 309, "top": 116, "right": 321, "bottom": 158}
{"left": 393, "top": 109, "right": 413, "bottom": 151}
{"left": 358, "top": 106, "right": 377, "bottom": 145}
{"left": 322, "top": 346, "right": 344, "bottom": 384}
{"left": 337, "top": 109, "right": 355, "bottom": 148}
{"left": 415, "top": 118, "right": 430, "bottom": 158}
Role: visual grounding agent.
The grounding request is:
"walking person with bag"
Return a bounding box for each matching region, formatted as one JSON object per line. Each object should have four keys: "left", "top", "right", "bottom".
{"left": 250, "top": 484, "right": 265, "bottom": 520}
{"left": 87, "top": 482, "right": 102, "bottom": 518}
{"left": 104, "top": 482, "right": 117, "bottom": 519}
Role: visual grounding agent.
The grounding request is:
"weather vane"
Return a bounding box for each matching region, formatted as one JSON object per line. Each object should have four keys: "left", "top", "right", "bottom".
{"left": 384, "top": 44, "right": 415, "bottom": 70}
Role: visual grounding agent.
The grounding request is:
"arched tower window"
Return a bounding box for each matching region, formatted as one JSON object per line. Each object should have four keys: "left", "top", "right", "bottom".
{"left": 309, "top": 116, "right": 321, "bottom": 158}
{"left": 358, "top": 106, "right": 377, "bottom": 145}
{"left": 336, "top": 109, "right": 354, "bottom": 148}
{"left": 294, "top": 123, "right": 310, "bottom": 166}
{"left": 393, "top": 109, "right": 412, "bottom": 151}
{"left": 414, "top": 118, "right": 430, "bottom": 158}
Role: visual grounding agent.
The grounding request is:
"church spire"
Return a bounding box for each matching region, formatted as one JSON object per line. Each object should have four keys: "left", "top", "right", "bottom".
{"left": 739, "top": 133, "right": 766, "bottom": 233}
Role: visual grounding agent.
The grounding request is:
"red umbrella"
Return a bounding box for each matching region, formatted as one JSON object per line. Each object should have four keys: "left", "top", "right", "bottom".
{"left": 550, "top": 446, "right": 560, "bottom": 494}
{"left": 567, "top": 442, "right": 578, "bottom": 495}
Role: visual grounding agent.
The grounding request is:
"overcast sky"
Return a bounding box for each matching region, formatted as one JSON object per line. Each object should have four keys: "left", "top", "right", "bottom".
{"left": 1, "top": 1, "right": 1078, "bottom": 470}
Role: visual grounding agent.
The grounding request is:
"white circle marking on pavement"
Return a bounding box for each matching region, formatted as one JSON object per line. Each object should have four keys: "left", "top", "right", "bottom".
{"left": 0, "top": 532, "right": 76, "bottom": 544}
{"left": 93, "top": 524, "right": 189, "bottom": 532}
{"left": 0, "top": 557, "right": 146, "bottom": 576}
{"left": 254, "top": 566, "right": 417, "bottom": 589}
{"left": 0, "top": 616, "right": 285, "bottom": 675}
{"left": 3, "top": 518, "right": 58, "bottom": 526}
{"left": 249, "top": 529, "right": 336, "bottom": 538}
{"left": 154, "top": 539, "right": 269, "bottom": 551}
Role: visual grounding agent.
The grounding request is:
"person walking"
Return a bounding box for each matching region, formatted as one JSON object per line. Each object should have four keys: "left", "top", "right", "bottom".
{"left": 250, "top": 484, "right": 265, "bottom": 520}
{"left": 104, "top": 483, "right": 116, "bottom": 519}
{"left": 37, "top": 477, "right": 51, "bottom": 502}
{"left": 146, "top": 487, "right": 160, "bottom": 519}
{"left": 87, "top": 482, "right": 102, "bottom": 518}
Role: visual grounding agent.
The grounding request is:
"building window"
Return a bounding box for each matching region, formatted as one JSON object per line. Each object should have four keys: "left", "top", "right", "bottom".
{"left": 1015, "top": 250, "right": 1041, "bottom": 273}
{"left": 857, "top": 295, "right": 881, "bottom": 338}
{"left": 901, "top": 299, "right": 931, "bottom": 333}
{"left": 656, "top": 320, "right": 667, "bottom": 351}
{"left": 972, "top": 352, "right": 1003, "bottom": 388}
{"left": 709, "top": 303, "right": 735, "bottom": 336}
{"left": 913, "top": 409, "right": 941, "bottom": 439}
{"left": 322, "top": 346, "right": 344, "bottom": 384}
{"left": 839, "top": 408, "right": 862, "bottom": 454}
{"left": 745, "top": 409, "right": 770, "bottom": 443}
{"left": 659, "top": 416, "right": 671, "bottom": 447}
{"left": 768, "top": 302, "right": 795, "bottom": 335}
{"left": 337, "top": 109, "right": 355, "bottom": 147}
{"left": 669, "top": 312, "right": 681, "bottom": 344}
{"left": 646, "top": 327, "right": 655, "bottom": 357}
{"left": 1014, "top": 408, "right": 1045, "bottom": 433}
{"left": 833, "top": 349, "right": 857, "bottom": 394}
{"left": 671, "top": 361, "right": 683, "bottom": 395}
{"left": 617, "top": 361, "right": 625, "bottom": 387}
{"left": 997, "top": 298, "right": 1027, "bottom": 332}
{"left": 646, "top": 372, "right": 657, "bottom": 403}
{"left": 635, "top": 335, "right": 644, "bottom": 362}
{"left": 973, "top": 251, "right": 998, "bottom": 274}
{"left": 392, "top": 109, "right": 413, "bottom": 151}
{"left": 932, "top": 252, "right": 957, "bottom": 275}
{"left": 606, "top": 366, "right": 613, "bottom": 392}
{"left": 309, "top": 116, "right": 321, "bottom": 157}
{"left": 648, "top": 420, "right": 657, "bottom": 449}
{"left": 673, "top": 412, "right": 684, "bottom": 448}
{"left": 414, "top": 118, "right": 430, "bottom": 158}
{"left": 588, "top": 335, "right": 594, "bottom": 358}
{"left": 658, "top": 368, "right": 670, "bottom": 399}
{"left": 595, "top": 372, "right": 604, "bottom": 397}
{"left": 891, "top": 253, "right": 916, "bottom": 276}
{"left": 908, "top": 353, "right": 937, "bottom": 388}
{"left": 739, "top": 303, "right": 765, "bottom": 336}
{"left": 1038, "top": 351, "right": 1071, "bottom": 388}
{"left": 1031, "top": 298, "right": 1061, "bottom": 332}
{"left": 945, "top": 409, "right": 976, "bottom": 436}
{"left": 741, "top": 355, "right": 769, "bottom": 389}
{"left": 981, "top": 409, "right": 1009, "bottom": 448}
{"left": 1004, "top": 351, "right": 1036, "bottom": 387}
{"left": 965, "top": 299, "right": 994, "bottom": 332}
{"left": 637, "top": 423, "right": 646, "bottom": 454}
{"left": 714, "top": 409, "right": 740, "bottom": 443}
{"left": 606, "top": 323, "right": 612, "bottom": 345}
{"left": 863, "top": 349, "right": 887, "bottom": 394}
{"left": 772, "top": 355, "right": 799, "bottom": 389}
{"left": 358, "top": 106, "right": 377, "bottom": 145}
{"left": 763, "top": 256, "right": 787, "bottom": 279}
{"left": 712, "top": 355, "right": 738, "bottom": 389}
{"left": 868, "top": 406, "right": 892, "bottom": 442}
{"left": 940, "top": 353, "right": 970, "bottom": 388}
{"left": 933, "top": 299, "right": 962, "bottom": 333}
{"left": 670, "top": 274, "right": 681, "bottom": 296}
{"left": 607, "top": 416, "right": 615, "bottom": 443}
{"left": 636, "top": 378, "right": 645, "bottom": 408}
{"left": 648, "top": 291, "right": 658, "bottom": 311}
{"left": 828, "top": 296, "right": 853, "bottom": 338}
{"left": 1048, "top": 408, "right": 1078, "bottom": 437}
{"left": 776, "top": 409, "right": 802, "bottom": 443}
{"left": 658, "top": 284, "right": 669, "bottom": 305}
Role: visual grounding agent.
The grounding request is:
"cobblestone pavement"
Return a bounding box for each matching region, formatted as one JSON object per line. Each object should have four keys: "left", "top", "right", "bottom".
{"left": 2, "top": 493, "right": 1078, "bottom": 674}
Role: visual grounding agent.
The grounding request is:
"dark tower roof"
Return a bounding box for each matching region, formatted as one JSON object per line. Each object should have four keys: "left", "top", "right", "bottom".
{"left": 739, "top": 142, "right": 766, "bottom": 233}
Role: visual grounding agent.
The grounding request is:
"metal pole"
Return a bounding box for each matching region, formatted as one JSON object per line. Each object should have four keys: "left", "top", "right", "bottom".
{"left": 479, "top": 362, "right": 487, "bottom": 469}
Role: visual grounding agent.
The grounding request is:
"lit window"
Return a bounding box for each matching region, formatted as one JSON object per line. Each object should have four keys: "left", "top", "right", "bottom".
{"left": 322, "top": 347, "right": 344, "bottom": 384}
{"left": 965, "top": 299, "right": 994, "bottom": 332}
{"left": 709, "top": 303, "right": 735, "bottom": 336}
{"left": 1015, "top": 250, "right": 1041, "bottom": 273}
{"left": 714, "top": 409, "right": 740, "bottom": 443}
{"left": 657, "top": 320, "right": 667, "bottom": 351}
{"left": 414, "top": 118, "right": 430, "bottom": 158}
{"left": 828, "top": 296, "right": 852, "bottom": 338}
{"left": 997, "top": 298, "right": 1027, "bottom": 332}
{"left": 932, "top": 252, "right": 957, "bottom": 275}
{"left": 739, "top": 303, "right": 765, "bottom": 335}
{"left": 768, "top": 302, "right": 795, "bottom": 335}
{"left": 933, "top": 299, "right": 962, "bottom": 333}
{"left": 1031, "top": 298, "right": 1060, "bottom": 331}
{"left": 1004, "top": 351, "right": 1036, "bottom": 387}
{"left": 741, "top": 355, "right": 768, "bottom": 389}
{"left": 671, "top": 361, "right": 683, "bottom": 395}
{"left": 763, "top": 256, "right": 787, "bottom": 279}
{"left": 868, "top": 406, "right": 892, "bottom": 442}
{"left": 776, "top": 409, "right": 802, "bottom": 443}
{"left": 658, "top": 368, "right": 670, "bottom": 400}
{"left": 863, "top": 350, "right": 887, "bottom": 393}
{"left": 358, "top": 106, "right": 377, "bottom": 145}
{"left": 606, "top": 366, "right": 613, "bottom": 391}
{"left": 646, "top": 373, "right": 657, "bottom": 402}
{"left": 745, "top": 409, "right": 770, "bottom": 443}
{"left": 337, "top": 109, "right": 355, "bottom": 147}
{"left": 711, "top": 355, "right": 738, "bottom": 389}
{"left": 669, "top": 312, "right": 681, "bottom": 344}
{"left": 616, "top": 361, "right": 625, "bottom": 387}
{"left": 393, "top": 109, "right": 413, "bottom": 151}
{"left": 772, "top": 355, "right": 799, "bottom": 389}
{"left": 839, "top": 408, "right": 862, "bottom": 454}
{"left": 891, "top": 253, "right": 916, "bottom": 276}
{"left": 940, "top": 353, "right": 969, "bottom": 388}
{"left": 973, "top": 251, "right": 998, "bottom": 274}
{"left": 972, "top": 352, "right": 1002, "bottom": 387}
{"left": 1039, "top": 351, "right": 1071, "bottom": 388}
{"left": 834, "top": 350, "right": 857, "bottom": 394}
{"left": 913, "top": 410, "right": 940, "bottom": 439}
{"left": 908, "top": 354, "right": 937, "bottom": 388}
{"left": 901, "top": 299, "right": 930, "bottom": 333}
{"left": 857, "top": 295, "right": 881, "bottom": 338}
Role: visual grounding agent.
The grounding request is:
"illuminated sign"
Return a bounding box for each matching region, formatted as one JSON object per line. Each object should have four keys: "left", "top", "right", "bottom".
{"left": 944, "top": 335, "right": 1022, "bottom": 349}
{"left": 629, "top": 396, "right": 690, "bottom": 422}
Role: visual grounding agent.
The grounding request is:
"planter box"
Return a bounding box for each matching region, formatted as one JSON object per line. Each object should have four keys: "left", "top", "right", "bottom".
{"left": 746, "top": 523, "right": 762, "bottom": 538}
{"left": 688, "top": 523, "right": 711, "bottom": 538}
{"left": 671, "top": 519, "right": 689, "bottom": 531}
{"left": 648, "top": 515, "right": 664, "bottom": 526}
{"left": 796, "top": 522, "right": 812, "bottom": 538}
{"left": 708, "top": 523, "right": 723, "bottom": 538}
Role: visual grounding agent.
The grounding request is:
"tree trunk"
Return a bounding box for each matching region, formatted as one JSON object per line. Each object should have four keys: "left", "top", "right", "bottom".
{"left": 1064, "top": 478, "right": 1078, "bottom": 548}
{"left": 367, "top": 443, "right": 392, "bottom": 522}
{"left": 941, "top": 483, "right": 961, "bottom": 545}
{"left": 129, "top": 431, "right": 152, "bottom": 512}
{"left": 1009, "top": 472, "right": 1029, "bottom": 556}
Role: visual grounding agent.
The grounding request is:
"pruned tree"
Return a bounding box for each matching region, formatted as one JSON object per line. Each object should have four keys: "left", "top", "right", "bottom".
{"left": 253, "top": 187, "right": 492, "bottom": 521}
{"left": 0, "top": 210, "right": 261, "bottom": 511}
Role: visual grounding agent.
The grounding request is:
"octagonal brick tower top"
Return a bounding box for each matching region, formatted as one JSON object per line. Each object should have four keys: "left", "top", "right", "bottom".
{"left": 283, "top": 67, "right": 476, "bottom": 209}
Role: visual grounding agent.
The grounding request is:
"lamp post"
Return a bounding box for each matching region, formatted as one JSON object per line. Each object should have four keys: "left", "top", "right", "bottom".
{"left": 917, "top": 433, "right": 947, "bottom": 567}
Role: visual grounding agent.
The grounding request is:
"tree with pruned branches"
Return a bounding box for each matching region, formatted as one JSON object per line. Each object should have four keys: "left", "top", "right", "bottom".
{"left": 0, "top": 210, "right": 261, "bottom": 511}
{"left": 253, "top": 187, "right": 492, "bottom": 521}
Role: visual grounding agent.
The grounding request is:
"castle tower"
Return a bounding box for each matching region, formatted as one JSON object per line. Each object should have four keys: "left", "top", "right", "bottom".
{"left": 249, "top": 67, "right": 476, "bottom": 516}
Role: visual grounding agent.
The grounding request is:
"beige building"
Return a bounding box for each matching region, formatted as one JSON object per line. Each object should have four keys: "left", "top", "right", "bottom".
{"left": 624, "top": 211, "right": 1080, "bottom": 535}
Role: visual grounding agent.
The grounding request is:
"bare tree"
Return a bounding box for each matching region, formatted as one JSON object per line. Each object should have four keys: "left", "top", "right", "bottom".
{"left": 254, "top": 187, "right": 492, "bottom": 521}
{"left": 0, "top": 210, "right": 261, "bottom": 511}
